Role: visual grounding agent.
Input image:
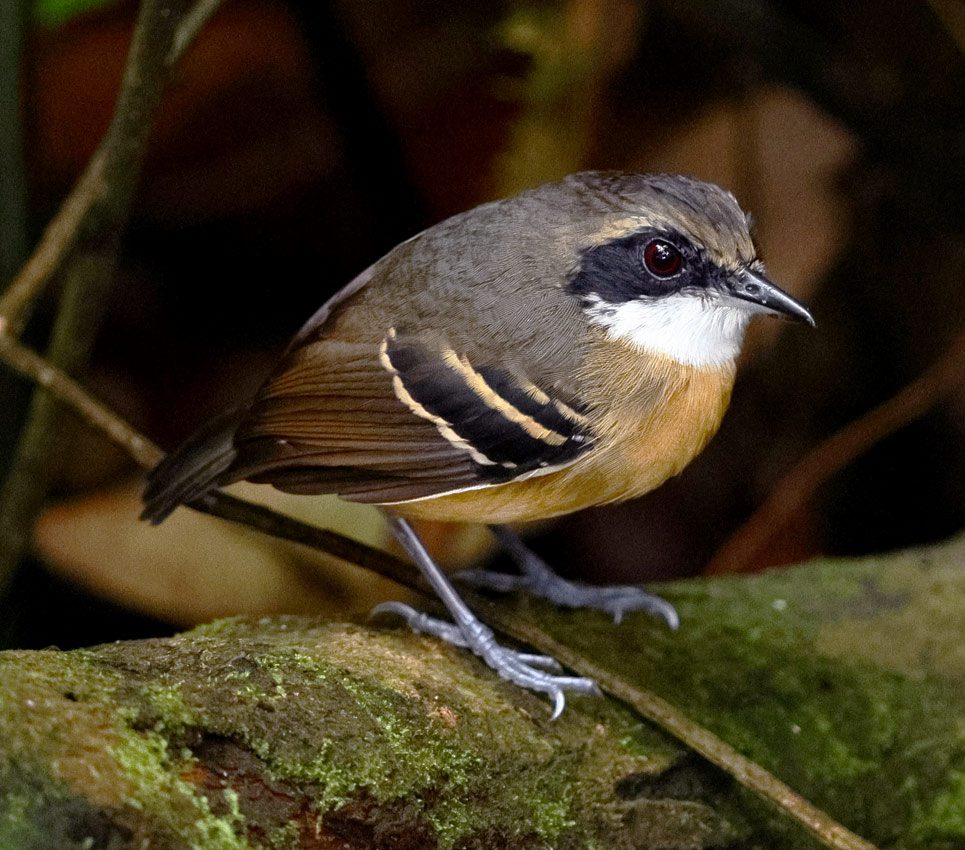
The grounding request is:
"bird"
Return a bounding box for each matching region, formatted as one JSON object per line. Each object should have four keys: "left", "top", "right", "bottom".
{"left": 142, "top": 171, "right": 814, "bottom": 717}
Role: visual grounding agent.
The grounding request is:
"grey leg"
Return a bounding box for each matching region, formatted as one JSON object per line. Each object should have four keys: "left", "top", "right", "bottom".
{"left": 456, "top": 525, "right": 680, "bottom": 628}
{"left": 372, "top": 515, "right": 598, "bottom": 718}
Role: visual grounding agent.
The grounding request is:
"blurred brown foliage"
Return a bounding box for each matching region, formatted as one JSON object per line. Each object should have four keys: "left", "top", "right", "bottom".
{"left": 2, "top": 0, "right": 963, "bottom": 646}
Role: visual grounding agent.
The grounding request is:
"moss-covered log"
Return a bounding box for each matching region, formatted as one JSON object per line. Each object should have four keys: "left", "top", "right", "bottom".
{"left": 0, "top": 536, "right": 962, "bottom": 849}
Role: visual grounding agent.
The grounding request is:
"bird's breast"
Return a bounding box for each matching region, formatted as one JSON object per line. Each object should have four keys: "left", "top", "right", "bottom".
{"left": 393, "top": 336, "right": 735, "bottom": 524}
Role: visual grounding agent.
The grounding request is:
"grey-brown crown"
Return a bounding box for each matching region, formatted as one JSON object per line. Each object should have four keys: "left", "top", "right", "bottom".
{"left": 562, "top": 171, "right": 756, "bottom": 269}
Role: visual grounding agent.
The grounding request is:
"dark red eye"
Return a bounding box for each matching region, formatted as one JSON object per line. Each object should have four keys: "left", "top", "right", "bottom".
{"left": 643, "top": 239, "right": 682, "bottom": 277}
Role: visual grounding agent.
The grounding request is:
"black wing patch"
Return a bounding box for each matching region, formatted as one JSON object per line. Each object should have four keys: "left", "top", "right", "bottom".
{"left": 225, "top": 332, "right": 594, "bottom": 505}
{"left": 379, "top": 330, "right": 592, "bottom": 484}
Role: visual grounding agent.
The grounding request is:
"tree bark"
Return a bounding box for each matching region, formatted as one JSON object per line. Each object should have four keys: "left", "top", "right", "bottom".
{"left": 0, "top": 535, "right": 962, "bottom": 849}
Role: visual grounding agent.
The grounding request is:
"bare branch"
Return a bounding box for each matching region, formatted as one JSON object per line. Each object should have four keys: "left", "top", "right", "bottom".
{"left": 708, "top": 327, "right": 965, "bottom": 575}
{"left": 0, "top": 150, "right": 107, "bottom": 336}
{"left": 168, "top": 0, "right": 224, "bottom": 65}
{"left": 0, "top": 334, "right": 161, "bottom": 469}
{"left": 0, "top": 0, "right": 224, "bottom": 335}
{"left": 0, "top": 0, "right": 224, "bottom": 594}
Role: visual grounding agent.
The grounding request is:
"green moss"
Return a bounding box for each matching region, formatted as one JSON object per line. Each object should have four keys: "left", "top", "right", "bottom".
{"left": 286, "top": 627, "right": 668, "bottom": 846}
{"left": 253, "top": 648, "right": 481, "bottom": 808}
{"left": 143, "top": 683, "right": 197, "bottom": 732}
{"left": 266, "top": 822, "right": 300, "bottom": 849}
{"left": 108, "top": 721, "right": 252, "bottom": 850}
{"left": 531, "top": 547, "right": 965, "bottom": 849}
{"left": 1, "top": 541, "right": 960, "bottom": 849}
{"left": 0, "top": 790, "right": 32, "bottom": 850}
{"left": 9, "top": 619, "right": 664, "bottom": 848}
{"left": 191, "top": 617, "right": 248, "bottom": 638}
{"left": 226, "top": 635, "right": 613, "bottom": 846}
{"left": 909, "top": 768, "right": 965, "bottom": 846}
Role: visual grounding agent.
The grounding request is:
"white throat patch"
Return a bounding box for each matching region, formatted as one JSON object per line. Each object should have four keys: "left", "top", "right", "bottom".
{"left": 584, "top": 293, "right": 751, "bottom": 368}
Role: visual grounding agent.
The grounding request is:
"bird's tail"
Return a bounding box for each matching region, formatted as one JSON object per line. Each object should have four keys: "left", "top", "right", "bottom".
{"left": 140, "top": 408, "right": 244, "bottom": 524}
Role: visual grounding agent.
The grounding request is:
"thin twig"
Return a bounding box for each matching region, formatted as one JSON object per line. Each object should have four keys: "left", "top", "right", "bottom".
{"left": 0, "top": 150, "right": 106, "bottom": 336}
{"left": 708, "top": 327, "right": 965, "bottom": 574}
{"left": 0, "top": 0, "right": 222, "bottom": 594}
{"left": 0, "top": 0, "right": 28, "bottom": 287}
{"left": 168, "top": 0, "right": 224, "bottom": 65}
{"left": 0, "top": 0, "right": 224, "bottom": 335}
{"left": 0, "top": 330, "right": 879, "bottom": 850}
{"left": 0, "top": 0, "right": 182, "bottom": 587}
{"left": 0, "top": 335, "right": 161, "bottom": 469}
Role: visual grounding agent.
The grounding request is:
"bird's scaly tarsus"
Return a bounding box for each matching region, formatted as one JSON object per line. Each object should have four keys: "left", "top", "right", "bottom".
{"left": 376, "top": 516, "right": 598, "bottom": 719}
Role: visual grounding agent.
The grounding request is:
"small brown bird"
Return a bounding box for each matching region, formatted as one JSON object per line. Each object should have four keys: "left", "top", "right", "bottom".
{"left": 143, "top": 172, "right": 813, "bottom": 716}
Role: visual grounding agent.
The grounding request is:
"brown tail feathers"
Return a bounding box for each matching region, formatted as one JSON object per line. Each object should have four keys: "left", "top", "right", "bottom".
{"left": 140, "top": 409, "right": 245, "bottom": 524}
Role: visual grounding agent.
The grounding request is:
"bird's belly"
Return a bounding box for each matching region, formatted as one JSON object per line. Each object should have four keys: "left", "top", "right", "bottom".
{"left": 389, "top": 454, "right": 670, "bottom": 524}
{"left": 391, "top": 382, "right": 730, "bottom": 524}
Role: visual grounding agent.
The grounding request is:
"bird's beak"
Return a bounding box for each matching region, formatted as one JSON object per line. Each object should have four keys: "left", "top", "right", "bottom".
{"left": 727, "top": 268, "right": 815, "bottom": 326}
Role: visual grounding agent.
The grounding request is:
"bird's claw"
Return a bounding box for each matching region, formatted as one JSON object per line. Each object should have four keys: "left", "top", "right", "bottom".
{"left": 596, "top": 587, "right": 680, "bottom": 629}
{"left": 371, "top": 602, "right": 596, "bottom": 717}
{"left": 455, "top": 567, "right": 680, "bottom": 628}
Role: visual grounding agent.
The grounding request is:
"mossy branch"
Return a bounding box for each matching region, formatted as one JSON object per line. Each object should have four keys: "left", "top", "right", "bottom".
{"left": 2, "top": 542, "right": 961, "bottom": 849}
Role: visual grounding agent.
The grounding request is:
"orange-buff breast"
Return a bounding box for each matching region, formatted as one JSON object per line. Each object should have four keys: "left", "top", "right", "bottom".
{"left": 392, "top": 340, "right": 736, "bottom": 524}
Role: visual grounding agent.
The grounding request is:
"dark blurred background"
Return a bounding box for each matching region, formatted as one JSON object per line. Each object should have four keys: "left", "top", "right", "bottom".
{"left": 1, "top": 0, "right": 963, "bottom": 651}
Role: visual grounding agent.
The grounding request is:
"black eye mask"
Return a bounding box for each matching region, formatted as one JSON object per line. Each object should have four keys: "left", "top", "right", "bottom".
{"left": 568, "top": 228, "right": 715, "bottom": 305}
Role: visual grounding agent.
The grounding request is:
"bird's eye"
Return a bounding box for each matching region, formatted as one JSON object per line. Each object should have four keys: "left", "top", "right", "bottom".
{"left": 643, "top": 239, "right": 682, "bottom": 278}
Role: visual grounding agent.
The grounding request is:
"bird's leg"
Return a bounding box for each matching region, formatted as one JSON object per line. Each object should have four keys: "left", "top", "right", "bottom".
{"left": 372, "top": 515, "right": 598, "bottom": 718}
{"left": 456, "top": 525, "right": 680, "bottom": 628}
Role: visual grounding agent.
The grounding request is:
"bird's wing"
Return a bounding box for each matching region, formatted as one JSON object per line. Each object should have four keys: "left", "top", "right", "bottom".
{"left": 230, "top": 329, "right": 594, "bottom": 504}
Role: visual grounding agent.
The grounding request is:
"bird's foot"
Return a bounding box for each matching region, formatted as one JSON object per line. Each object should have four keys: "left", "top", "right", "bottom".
{"left": 372, "top": 601, "right": 599, "bottom": 718}
{"left": 456, "top": 526, "right": 680, "bottom": 628}
{"left": 456, "top": 567, "right": 679, "bottom": 626}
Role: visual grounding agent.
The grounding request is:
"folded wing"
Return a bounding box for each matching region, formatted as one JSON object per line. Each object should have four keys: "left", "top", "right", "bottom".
{"left": 230, "top": 329, "right": 594, "bottom": 504}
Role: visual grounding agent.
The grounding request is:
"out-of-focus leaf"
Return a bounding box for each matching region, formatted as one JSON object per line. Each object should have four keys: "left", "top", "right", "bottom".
{"left": 32, "top": 480, "right": 494, "bottom": 626}
{"left": 33, "top": 480, "right": 406, "bottom": 625}
{"left": 494, "top": 0, "right": 642, "bottom": 195}
{"left": 33, "top": 0, "right": 120, "bottom": 28}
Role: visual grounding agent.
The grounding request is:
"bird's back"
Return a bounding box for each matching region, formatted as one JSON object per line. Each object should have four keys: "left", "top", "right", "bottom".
{"left": 143, "top": 183, "right": 596, "bottom": 522}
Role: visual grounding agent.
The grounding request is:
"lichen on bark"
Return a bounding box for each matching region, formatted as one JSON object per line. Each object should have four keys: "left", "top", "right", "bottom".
{"left": 0, "top": 535, "right": 962, "bottom": 849}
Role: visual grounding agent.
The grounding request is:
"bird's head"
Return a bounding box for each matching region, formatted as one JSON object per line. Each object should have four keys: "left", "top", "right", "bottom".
{"left": 565, "top": 173, "right": 814, "bottom": 368}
